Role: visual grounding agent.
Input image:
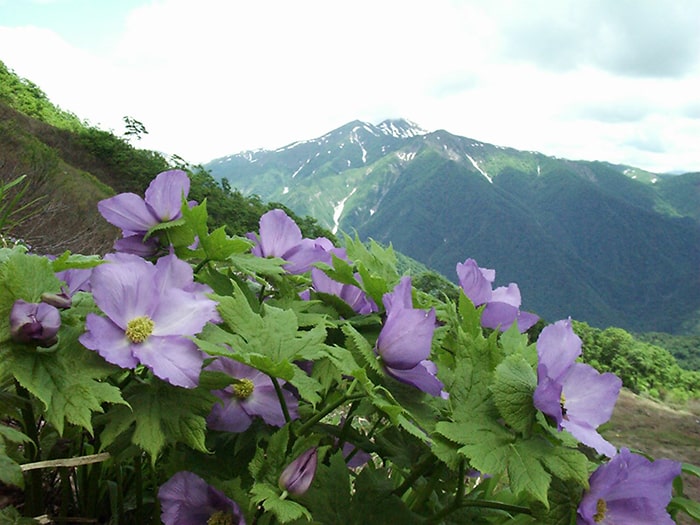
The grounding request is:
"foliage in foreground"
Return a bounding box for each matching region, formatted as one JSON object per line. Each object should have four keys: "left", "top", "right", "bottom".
{"left": 0, "top": 170, "right": 699, "bottom": 524}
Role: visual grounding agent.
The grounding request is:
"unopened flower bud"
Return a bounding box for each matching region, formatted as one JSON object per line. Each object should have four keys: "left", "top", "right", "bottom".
{"left": 10, "top": 299, "right": 61, "bottom": 347}
{"left": 41, "top": 290, "right": 72, "bottom": 309}
{"left": 278, "top": 447, "right": 318, "bottom": 496}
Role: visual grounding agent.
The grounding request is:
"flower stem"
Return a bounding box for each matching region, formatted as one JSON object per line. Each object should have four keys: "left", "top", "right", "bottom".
{"left": 15, "top": 380, "right": 43, "bottom": 516}
{"left": 270, "top": 375, "right": 292, "bottom": 424}
{"left": 296, "top": 385, "right": 364, "bottom": 436}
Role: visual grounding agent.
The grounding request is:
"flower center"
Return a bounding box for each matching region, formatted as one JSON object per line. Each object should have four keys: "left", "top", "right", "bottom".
{"left": 125, "top": 316, "right": 155, "bottom": 343}
{"left": 593, "top": 498, "right": 607, "bottom": 522}
{"left": 560, "top": 393, "right": 569, "bottom": 420}
{"left": 233, "top": 378, "right": 255, "bottom": 400}
{"left": 207, "top": 510, "right": 235, "bottom": 525}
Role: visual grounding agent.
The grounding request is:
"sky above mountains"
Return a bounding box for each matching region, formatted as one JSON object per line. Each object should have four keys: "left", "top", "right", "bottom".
{"left": 1, "top": 0, "right": 700, "bottom": 173}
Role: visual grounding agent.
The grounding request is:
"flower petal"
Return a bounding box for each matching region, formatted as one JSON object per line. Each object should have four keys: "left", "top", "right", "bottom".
{"left": 536, "top": 319, "right": 582, "bottom": 382}
{"left": 135, "top": 335, "right": 204, "bottom": 388}
{"left": 98, "top": 193, "right": 158, "bottom": 233}
{"left": 151, "top": 289, "right": 218, "bottom": 336}
{"left": 207, "top": 393, "right": 254, "bottom": 433}
{"left": 256, "top": 209, "right": 303, "bottom": 258}
{"left": 386, "top": 360, "right": 447, "bottom": 397}
{"left": 377, "top": 307, "right": 436, "bottom": 370}
{"left": 90, "top": 257, "right": 157, "bottom": 327}
{"left": 80, "top": 314, "right": 139, "bottom": 369}
{"left": 144, "top": 170, "right": 190, "bottom": 222}
{"left": 456, "top": 258, "right": 493, "bottom": 306}
{"left": 244, "top": 383, "right": 298, "bottom": 427}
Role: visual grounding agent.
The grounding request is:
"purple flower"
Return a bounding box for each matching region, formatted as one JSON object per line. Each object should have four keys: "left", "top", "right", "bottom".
{"left": 10, "top": 300, "right": 61, "bottom": 347}
{"left": 41, "top": 267, "right": 94, "bottom": 309}
{"left": 456, "top": 258, "right": 494, "bottom": 307}
{"left": 158, "top": 471, "right": 246, "bottom": 525}
{"left": 310, "top": 267, "right": 378, "bottom": 314}
{"left": 247, "top": 209, "right": 343, "bottom": 274}
{"left": 377, "top": 277, "right": 434, "bottom": 370}
{"left": 98, "top": 170, "right": 191, "bottom": 254}
{"left": 206, "top": 357, "right": 298, "bottom": 432}
{"left": 79, "top": 252, "right": 218, "bottom": 388}
{"left": 456, "top": 258, "right": 538, "bottom": 333}
{"left": 534, "top": 319, "right": 621, "bottom": 457}
{"left": 376, "top": 277, "right": 446, "bottom": 397}
{"left": 278, "top": 447, "right": 318, "bottom": 496}
{"left": 577, "top": 448, "right": 681, "bottom": 525}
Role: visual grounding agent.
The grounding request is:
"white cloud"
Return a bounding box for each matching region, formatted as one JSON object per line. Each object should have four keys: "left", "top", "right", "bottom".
{"left": 1, "top": 0, "right": 700, "bottom": 172}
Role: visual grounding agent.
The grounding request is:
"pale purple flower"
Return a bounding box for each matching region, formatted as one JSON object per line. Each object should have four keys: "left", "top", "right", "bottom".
{"left": 376, "top": 277, "right": 445, "bottom": 397}
{"left": 310, "top": 267, "right": 378, "bottom": 314}
{"left": 456, "top": 258, "right": 494, "bottom": 306}
{"left": 534, "top": 319, "right": 621, "bottom": 457}
{"left": 206, "top": 357, "right": 298, "bottom": 432}
{"left": 79, "top": 252, "right": 218, "bottom": 388}
{"left": 247, "top": 209, "right": 343, "bottom": 274}
{"left": 98, "top": 169, "right": 191, "bottom": 254}
{"left": 481, "top": 283, "right": 539, "bottom": 332}
{"left": 158, "top": 471, "right": 246, "bottom": 525}
{"left": 278, "top": 447, "right": 318, "bottom": 496}
{"left": 10, "top": 300, "right": 61, "bottom": 347}
{"left": 456, "top": 258, "right": 538, "bottom": 333}
{"left": 577, "top": 448, "right": 681, "bottom": 525}
{"left": 376, "top": 277, "right": 435, "bottom": 370}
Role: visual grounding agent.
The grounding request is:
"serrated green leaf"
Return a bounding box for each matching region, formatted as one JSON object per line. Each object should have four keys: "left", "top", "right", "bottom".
{"left": 507, "top": 440, "right": 552, "bottom": 507}
{"left": 252, "top": 482, "right": 312, "bottom": 523}
{"left": 491, "top": 353, "right": 537, "bottom": 434}
{"left": 50, "top": 251, "right": 103, "bottom": 272}
{"left": 201, "top": 227, "right": 252, "bottom": 261}
{"left": 0, "top": 251, "right": 61, "bottom": 344}
{"left": 0, "top": 505, "right": 39, "bottom": 524}
{"left": 342, "top": 324, "right": 382, "bottom": 375}
{"left": 0, "top": 440, "right": 24, "bottom": 488}
{"left": 7, "top": 345, "right": 125, "bottom": 435}
{"left": 100, "top": 381, "right": 213, "bottom": 459}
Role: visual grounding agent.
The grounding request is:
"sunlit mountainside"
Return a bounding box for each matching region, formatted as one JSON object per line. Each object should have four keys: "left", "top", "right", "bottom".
{"left": 206, "top": 119, "right": 700, "bottom": 335}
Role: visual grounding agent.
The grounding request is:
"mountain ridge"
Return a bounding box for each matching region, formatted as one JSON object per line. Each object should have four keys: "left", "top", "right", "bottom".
{"left": 205, "top": 119, "right": 700, "bottom": 335}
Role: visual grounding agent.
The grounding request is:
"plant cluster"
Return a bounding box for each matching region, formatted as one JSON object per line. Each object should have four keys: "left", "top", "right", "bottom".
{"left": 1, "top": 170, "right": 699, "bottom": 524}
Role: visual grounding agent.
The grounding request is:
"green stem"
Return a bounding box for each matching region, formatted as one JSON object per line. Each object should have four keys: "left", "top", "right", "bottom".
{"left": 15, "top": 381, "right": 43, "bottom": 516}
{"left": 296, "top": 389, "right": 364, "bottom": 436}
{"left": 193, "top": 257, "right": 211, "bottom": 274}
{"left": 426, "top": 499, "right": 532, "bottom": 523}
{"left": 270, "top": 376, "right": 292, "bottom": 424}
{"left": 392, "top": 454, "right": 436, "bottom": 499}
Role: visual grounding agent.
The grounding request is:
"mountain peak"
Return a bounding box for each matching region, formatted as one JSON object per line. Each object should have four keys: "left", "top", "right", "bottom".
{"left": 377, "top": 118, "right": 428, "bottom": 139}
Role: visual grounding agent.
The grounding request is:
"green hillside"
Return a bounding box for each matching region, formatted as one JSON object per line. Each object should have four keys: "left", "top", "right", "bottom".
{"left": 206, "top": 121, "right": 700, "bottom": 335}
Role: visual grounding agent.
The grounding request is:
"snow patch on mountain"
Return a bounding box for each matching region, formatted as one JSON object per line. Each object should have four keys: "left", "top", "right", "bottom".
{"left": 466, "top": 154, "right": 492, "bottom": 183}
{"left": 332, "top": 187, "right": 357, "bottom": 234}
{"left": 377, "top": 119, "right": 427, "bottom": 139}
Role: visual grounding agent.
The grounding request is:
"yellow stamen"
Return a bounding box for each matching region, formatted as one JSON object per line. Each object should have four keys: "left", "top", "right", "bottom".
{"left": 593, "top": 498, "right": 607, "bottom": 522}
{"left": 233, "top": 378, "right": 255, "bottom": 400}
{"left": 207, "top": 510, "right": 234, "bottom": 525}
{"left": 125, "top": 316, "right": 155, "bottom": 343}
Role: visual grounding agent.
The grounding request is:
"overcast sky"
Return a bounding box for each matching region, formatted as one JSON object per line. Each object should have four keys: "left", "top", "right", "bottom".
{"left": 1, "top": 0, "right": 700, "bottom": 173}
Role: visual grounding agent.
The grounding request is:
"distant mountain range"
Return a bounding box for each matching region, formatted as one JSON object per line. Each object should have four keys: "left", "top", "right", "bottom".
{"left": 204, "top": 119, "right": 700, "bottom": 335}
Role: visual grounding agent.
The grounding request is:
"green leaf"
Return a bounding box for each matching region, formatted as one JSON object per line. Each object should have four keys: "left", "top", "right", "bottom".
{"left": 0, "top": 251, "right": 61, "bottom": 344}
{"left": 200, "top": 226, "right": 252, "bottom": 261}
{"left": 0, "top": 506, "right": 40, "bottom": 524}
{"left": 669, "top": 496, "right": 700, "bottom": 521}
{"left": 50, "top": 251, "right": 102, "bottom": 272}
{"left": 7, "top": 344, "right": 126, "bottom": 435}
{"left": 491, "top": 353, "right": 537, "bottom": 434}
{"left": 99, "top": 381, "right": 213, "bottom": 459}
{"left": 0, "top": 439, "right": 24, "bottom": 488}
{"left": 251, "top": 483, "right": 312, "bottom": 523}
{"left": 342, "top": 323, "right": 382, "bottom": 375}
